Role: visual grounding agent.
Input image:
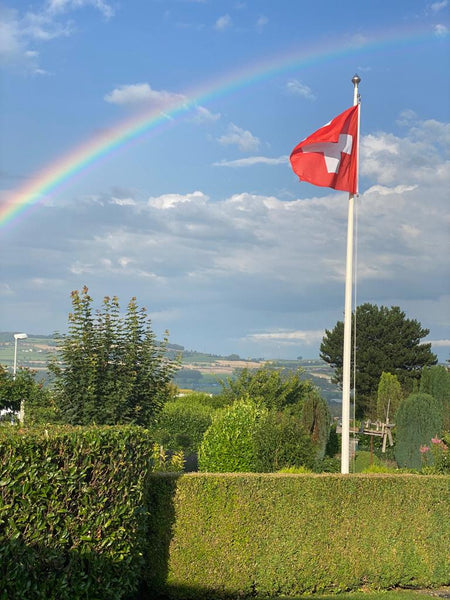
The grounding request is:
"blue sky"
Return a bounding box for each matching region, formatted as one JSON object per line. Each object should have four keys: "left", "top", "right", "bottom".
{"left": 1, "top": 0, "right": 449, "bottom": 361}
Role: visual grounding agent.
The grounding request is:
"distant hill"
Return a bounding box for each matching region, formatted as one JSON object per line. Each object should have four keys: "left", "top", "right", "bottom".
{"left": 0, "top": 331, "right": 341, "bottom": 403}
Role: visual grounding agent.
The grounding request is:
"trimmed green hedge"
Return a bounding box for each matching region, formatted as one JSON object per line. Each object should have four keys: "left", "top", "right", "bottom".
{"left": 0, "top": 426, "right": 153, "bottom": 600}
{"left": 146, "top": 473, "right": 450, "bottom": 598}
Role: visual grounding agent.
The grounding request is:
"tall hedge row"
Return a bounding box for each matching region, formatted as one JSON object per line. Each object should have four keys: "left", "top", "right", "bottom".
{"left": 0, "top": 426, "right": 153, "bottom": 600}
{"left": 146, "top": 473, "right": 450, "bottom": 599}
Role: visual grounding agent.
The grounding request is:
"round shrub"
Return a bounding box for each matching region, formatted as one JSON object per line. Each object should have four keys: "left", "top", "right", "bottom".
{"left": 253, "top": 410, "right": 315, "bottom": 472}
{"left": 198, "top": 400, "right": 266, "bottom": 472}
{"left": 152, "top": 398, "right": 214, "bottom": 456}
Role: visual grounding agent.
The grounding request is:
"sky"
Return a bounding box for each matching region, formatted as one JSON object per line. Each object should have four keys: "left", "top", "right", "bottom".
{"left": 0, "top": 0, "right": 449, "bottom": 362}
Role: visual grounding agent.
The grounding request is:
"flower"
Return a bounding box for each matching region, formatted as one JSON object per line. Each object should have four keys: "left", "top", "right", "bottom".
{"left": 419, "top": 445, "right": 430, "bottom": 454}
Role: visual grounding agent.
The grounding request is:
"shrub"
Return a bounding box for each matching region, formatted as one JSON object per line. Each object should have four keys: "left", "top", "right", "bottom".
{"left": 151, "top": 397, "right": 214, "bottom": 456}
{"left": 0, "top": 425, "right": 153, "bottom": 599}
{"left": 253, "top": 409, "right": 315, "bottom": 472}
{"left": 420, "top": 365, "right": 450, "bottom": 431}
{"left": 353, "top": 450, "right": 382, "bottom": 472}
{"left": 395, "top": 392, "right": 443, "bottom": 469}
{"left": 198, "top": 400, "right": 266, "bottom": 472}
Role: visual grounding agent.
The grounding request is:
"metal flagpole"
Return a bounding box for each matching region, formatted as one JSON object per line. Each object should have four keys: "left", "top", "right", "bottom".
{"left": 341, "top": 74, "right": 360, "bottom": 474}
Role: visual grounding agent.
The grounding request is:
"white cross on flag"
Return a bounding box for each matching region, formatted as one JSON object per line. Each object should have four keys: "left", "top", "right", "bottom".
{"left": 290, "top": 105, "right": 359, "bottom": 194}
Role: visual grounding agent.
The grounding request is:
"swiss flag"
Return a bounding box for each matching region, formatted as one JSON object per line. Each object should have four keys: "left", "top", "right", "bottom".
{"left": 290, "top": 105, "right": 359, "bottom": 194}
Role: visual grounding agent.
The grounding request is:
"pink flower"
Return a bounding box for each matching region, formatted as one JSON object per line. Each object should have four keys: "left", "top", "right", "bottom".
{"left": 431, "top": 437, "right": 442, "bottom": 445}
{"left": 420, "top": 445, "right": 430, "bottom": 454}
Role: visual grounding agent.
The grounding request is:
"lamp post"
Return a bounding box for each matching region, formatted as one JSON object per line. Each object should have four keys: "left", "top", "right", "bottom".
{"left": 13, "top": 332, "right": 27, "bottom": 424}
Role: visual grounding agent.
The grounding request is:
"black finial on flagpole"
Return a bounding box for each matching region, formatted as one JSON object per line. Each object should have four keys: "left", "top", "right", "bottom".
{"left": 352, "top": 73, "right": 361, "bottom": 86}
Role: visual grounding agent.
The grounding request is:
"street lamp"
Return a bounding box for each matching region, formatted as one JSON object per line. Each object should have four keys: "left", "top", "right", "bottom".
{"left": 13, "top": 332, "right": 28, "bottom": 379}
{"left": 13, "top": 333, "right": 27, "bottom": 425}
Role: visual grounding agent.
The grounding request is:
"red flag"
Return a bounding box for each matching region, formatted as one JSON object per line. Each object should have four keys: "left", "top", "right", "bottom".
{"left": 290, "top": 105, "right": 359, "bottom": 194}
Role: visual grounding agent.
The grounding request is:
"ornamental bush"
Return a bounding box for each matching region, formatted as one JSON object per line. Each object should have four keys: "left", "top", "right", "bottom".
{"left": 198, "top": 400, "right": 266, "bottom": 472}
{"left": 152, "top": 397, "right": 215, "bottom": 456}
{"left": 253, "top": 409, "right": 315, "bottom": 472}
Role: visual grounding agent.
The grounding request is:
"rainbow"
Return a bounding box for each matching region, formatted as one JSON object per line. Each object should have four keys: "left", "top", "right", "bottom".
{"left": 0, "top": 23, "right": 440, "bottom": 229}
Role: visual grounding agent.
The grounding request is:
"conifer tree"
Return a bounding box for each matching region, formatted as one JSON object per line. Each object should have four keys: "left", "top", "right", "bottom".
{"left": 320, "top": 304, "right": 437, "bottom": 417}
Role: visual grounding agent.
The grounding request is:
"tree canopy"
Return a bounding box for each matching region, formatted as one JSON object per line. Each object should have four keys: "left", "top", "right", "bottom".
{"left": 320, "top": 303, "right": 437, "bottom": 417}
{"left": 48, "top": 286, "right": 178, "bottom": 426}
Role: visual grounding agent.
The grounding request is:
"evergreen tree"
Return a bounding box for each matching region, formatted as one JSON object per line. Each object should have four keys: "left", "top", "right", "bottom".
{"left": 420, "top": 365, "right": 450, "bottom": 431}
{"left": 320, "top": 303, "right": 437, "bottom": 417}
{"left": 49, "top": 287, "right": 178, "bottom": 426}
{"left": 395, "top": 392, "right": 443, "bottom": 469}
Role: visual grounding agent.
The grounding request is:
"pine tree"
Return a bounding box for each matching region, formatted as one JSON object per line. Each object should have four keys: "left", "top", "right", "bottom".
{"left": 320, "top": 303, "right": 437, "bottom": 418}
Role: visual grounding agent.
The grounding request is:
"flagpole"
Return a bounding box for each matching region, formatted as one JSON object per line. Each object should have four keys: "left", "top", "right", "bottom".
{"left": 341, "top": 74, "right": 360, "bottom": 474}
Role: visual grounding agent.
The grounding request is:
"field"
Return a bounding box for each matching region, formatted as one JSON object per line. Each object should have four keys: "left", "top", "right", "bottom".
{"left": 0, "top": 331, "right": 340, "bottom": 402}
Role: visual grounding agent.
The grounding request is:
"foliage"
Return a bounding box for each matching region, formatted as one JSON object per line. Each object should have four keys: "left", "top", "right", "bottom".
{"left": 0, "top": 366, "right": 58, "bottom": 425}
{"left": 150, "top": 443, "right": 185, "bottom": 472}
{"left": 198, "top": 400, "right": 266, "bottom": 472}
{"left": 395, "top": 392, "right": 444, "bottom": 469}
{"left": 216, "top": 365, "right": 316, "bottom": 411}
{"left": 277, "top": 465, "right": 312, "bottom": 473}
{"left": 377, "top": 371, "right": 403, "bottom": 422}
{"left": 324, "top": 421, "right": 340, "bottom": 457}
{"left": 0, "top": 425, "right": 153, "bottom": 600}
{"left": 151, "top": 397, "right": 214, "bottom": 456}
{"left": 352, "top": 450, "right": 382, "bottom": 472}
{"left": 420, "top": 365, "right": 450, "bottom": 431}
{"left": 146, "top": 473, "right": 450, "bottom": 598}
{"left": 253, "top": 409, "right": 316, "bottom": 472}
{"left": 298, "top": 389, "right": 331, "bottom": 459}
{"left": 419, "top": 436, "right": 449, "bottom": 474}
{"left": 48, "top": 287, "right": 178, "bottom": 426}
{"left": 320, "top": 303, "right": 437, "bottom": 417}
{"left": 314, "top": 456, "right": 341, "bottom": 473}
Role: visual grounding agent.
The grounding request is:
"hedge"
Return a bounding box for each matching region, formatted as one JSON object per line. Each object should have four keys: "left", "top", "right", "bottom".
{"left": 146, "top": 473, "right": 450, "bottom": 599}
{"left": 0, "top": 426, "right": 153, "bottom": 600}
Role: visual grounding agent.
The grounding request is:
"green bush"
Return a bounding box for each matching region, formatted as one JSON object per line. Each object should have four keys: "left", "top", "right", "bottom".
{"left": 420, "top": 365, "right": 450, "bottom": 431}
{"left": 353, "top": 450, "right": 383, "bottom": 472}
{"left": 198, "top": 400, "right": 266, "bottom": 472}
{"left": 0, "top": 425, "right": 153, "bottom": 600}
{"left": 152, "top": 397, "right": 215, "bottom": 455}
{"left": 395, "top": 392, "right": 444, "bottom": 469}
{"left": 253, "top": 409, "right": 315, "bottom": 472}
{"left": 146, "top": 473, "right": 450, "bottom": 598}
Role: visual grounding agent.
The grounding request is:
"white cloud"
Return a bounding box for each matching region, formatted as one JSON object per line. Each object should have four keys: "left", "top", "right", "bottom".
{"left": 244, "top": 329, "right": 324, "bottom": 346}
{"left": 429, "top": 339, "right": 450, "bottom": 347}
{"left": 104, "top": 83, "right": 186, "bottom": 108}
{"left": 0, "top": 0, "right": 113, "bottom": 72}
{"left": 191, "top": 106, "right": 221, "bottom": 124}
{"left": 434, "top": 23, "right": 448, "bottom": 36}
{"left": 214, "top": 155, "right": 288, "bottom": 167}
{"left": 218, "top": 123, "right": 261, "bottom": 152}
{"left": 360, "top": 118, "right": 450, "bottom": 186}
{"left": 286, "top": 79, "right": 316, "bottom": 101}
{"left": 46, "top": 0, "right": 114, "bottom": 19}
{"left": 215, "top": 14, "right": 232, "bottom": 30}
{"left": 148, "top": 191, "right": 209, "bottom": 210}
{"left": 430, "top": 0, "right": 448, "bottom": 13}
